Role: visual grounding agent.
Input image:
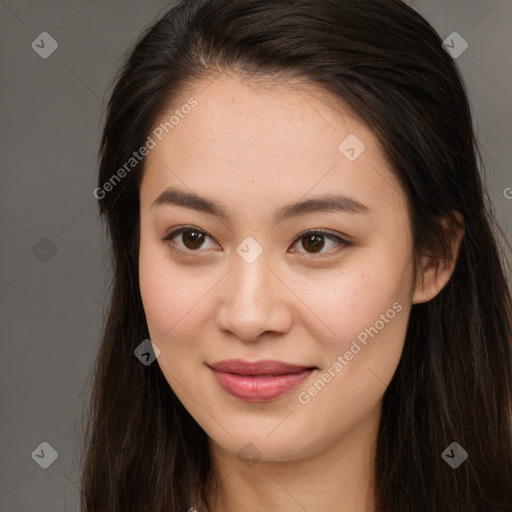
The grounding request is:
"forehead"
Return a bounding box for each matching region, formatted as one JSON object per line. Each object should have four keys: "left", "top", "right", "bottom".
{"left": 141, "top": 73, "right": 407, "bottom": 222}
{"left": 154, "top": 73, "right": 375, "bottom": 158}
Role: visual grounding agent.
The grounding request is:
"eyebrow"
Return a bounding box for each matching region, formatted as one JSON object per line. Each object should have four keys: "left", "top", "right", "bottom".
{"left": 151, "top": 186, "right": 371, "bottom": 223}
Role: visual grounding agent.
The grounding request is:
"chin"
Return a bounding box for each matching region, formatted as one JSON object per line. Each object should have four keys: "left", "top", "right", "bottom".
{"left": 207, "top": 421, "right": 322, "bottom": 464}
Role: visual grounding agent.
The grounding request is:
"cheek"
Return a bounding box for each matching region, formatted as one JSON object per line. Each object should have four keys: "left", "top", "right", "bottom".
{"left": 293, "top": 268, "right": 410, "bottom": 437}
{"left": 306, "top": 263, "right": 408, "bottom": 341}
{"left": 138, "top": 247, "right": 209, "bottom": 397}
{"left": 138, "top": 240, "right": 217, "bottom": 359}
{"left": 139, "top": 246, "right": 172, "bottom": 337}
{"left": 139, "top": 238, "right": 186, "bottom": 340}
{"left": 303, "top": 243, "right": 413, "bottom": 379}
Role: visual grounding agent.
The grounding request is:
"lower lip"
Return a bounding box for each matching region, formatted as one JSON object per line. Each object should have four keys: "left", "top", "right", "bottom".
{"left": 209, "top": 367, "right": 315, "bottom": 401}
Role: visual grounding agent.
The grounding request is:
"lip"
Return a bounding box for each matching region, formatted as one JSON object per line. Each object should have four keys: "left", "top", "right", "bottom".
{"left": 208, "top": 359, "right": 317, "bottom": 401}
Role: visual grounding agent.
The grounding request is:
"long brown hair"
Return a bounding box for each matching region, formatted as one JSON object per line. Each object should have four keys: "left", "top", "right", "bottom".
{"left": 80, "top": 0, "right": 512, "bottom": 510}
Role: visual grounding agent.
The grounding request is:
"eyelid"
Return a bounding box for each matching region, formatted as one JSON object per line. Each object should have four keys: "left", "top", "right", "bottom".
{"left": 161, "top": 225, "right": 351, "bottom": 257}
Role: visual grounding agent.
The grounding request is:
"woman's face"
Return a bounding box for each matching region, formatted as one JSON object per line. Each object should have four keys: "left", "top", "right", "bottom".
{"left": 139, "top": 74, "right": 421, "bottom": 462}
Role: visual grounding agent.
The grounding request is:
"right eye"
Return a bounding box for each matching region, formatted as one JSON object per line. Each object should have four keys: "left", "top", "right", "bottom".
{"left": 162, "top": 226, "right": 219, "bottom": 254}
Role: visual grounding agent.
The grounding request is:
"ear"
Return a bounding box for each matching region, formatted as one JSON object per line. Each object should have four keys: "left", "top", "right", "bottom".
{"left": 412, "top": 210, "right": 465, "bottom": 305}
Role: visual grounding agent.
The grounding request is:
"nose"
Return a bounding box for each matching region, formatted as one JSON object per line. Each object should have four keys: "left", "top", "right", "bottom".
{"left": 215, "top": 255, "right": 293, "bottom": 343}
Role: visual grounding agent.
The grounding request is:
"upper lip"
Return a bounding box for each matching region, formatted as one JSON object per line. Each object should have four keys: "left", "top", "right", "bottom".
{"left": 208, "top": 359, "right": 316, "bottom": 376}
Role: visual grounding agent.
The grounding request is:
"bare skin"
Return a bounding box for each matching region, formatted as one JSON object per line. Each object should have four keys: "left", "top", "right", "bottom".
{"left": 138, "top": 73, "right": 463, "bottom": 512}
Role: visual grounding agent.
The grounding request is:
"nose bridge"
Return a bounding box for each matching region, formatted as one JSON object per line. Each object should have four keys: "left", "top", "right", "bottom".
{"left": 215, "top": 241, "right": 291, "bottom": 340}
{"left": 230, "top": 233, "right": 273, "bottom": 292}
{"left": 230, "top": 246, "right": 275, "bottom": 311}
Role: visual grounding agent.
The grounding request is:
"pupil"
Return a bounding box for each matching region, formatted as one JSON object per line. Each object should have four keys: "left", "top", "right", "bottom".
{"left": 184, "top": 230, "right": 204, "bottom": 249}
{"left": 303, "top": 234, "right": 324, "bottom": 253}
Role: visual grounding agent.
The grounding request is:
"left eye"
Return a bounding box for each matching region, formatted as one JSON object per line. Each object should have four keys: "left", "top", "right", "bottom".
{"left": 162, "top": 226, "right": 349, "bottom": 256}
{"left": 290, "top": 230, "right": 349, "bottom": 255}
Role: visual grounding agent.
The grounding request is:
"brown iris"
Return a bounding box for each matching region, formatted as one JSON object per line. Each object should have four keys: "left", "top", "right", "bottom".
{"left": 300, "top": 233, "right": 325, "bottom": 253}
{"left": 181, "top": 230, "right": 206, "bottom": 250}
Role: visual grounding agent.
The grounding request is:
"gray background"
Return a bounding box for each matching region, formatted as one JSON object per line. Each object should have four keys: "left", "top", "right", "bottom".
{"left": 0, "top": 1, "right": 511, "bottom": 510}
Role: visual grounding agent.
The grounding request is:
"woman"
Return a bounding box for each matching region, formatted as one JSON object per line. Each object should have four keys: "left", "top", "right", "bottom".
{"left": 81, "top": 0, "right": 512, "bottom": 510}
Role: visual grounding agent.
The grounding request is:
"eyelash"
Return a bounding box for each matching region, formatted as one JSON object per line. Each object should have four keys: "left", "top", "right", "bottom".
{"left": 161, "top": 225, "right": 351, "bottom": 258}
